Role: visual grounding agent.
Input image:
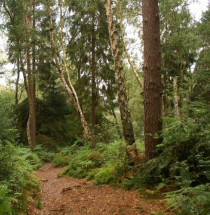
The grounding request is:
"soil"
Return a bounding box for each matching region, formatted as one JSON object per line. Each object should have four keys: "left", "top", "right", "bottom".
{"left": 28, "top": 163, "right": 174, "bottom": 215}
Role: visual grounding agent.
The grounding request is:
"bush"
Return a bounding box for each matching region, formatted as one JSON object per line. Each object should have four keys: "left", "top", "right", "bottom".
{"left": 0, "top": 88, "right": 40, "bottom": 214}
{"left": 34, "top": 144, "right": 56, "bottom": 162}
{"left": 63, "top": 141, "right": 128, "bottom": 185}
{"left": 0, "top": 143, "right": 39, "bottom": 214}
{"left": 52, "top": 153, "right": 70, "bottom": 167}
{"left": 129, "top": 116, "right": 210, "bottom": 214}
{"left": 166, "top": 184, "right": 210, "bottom": 215}
{"left": 93, "top": 167, "right": 116, "bottom": 185}
{"left": 16, "top": 146, "right": 42, "bottom": 170}
{"left": 0, "top": 185, "right": 16, "bottom": 215}
{"left": 63, "top": 146, "right": 101, "bottom": 178}
{"left": 0, "top": 89, "right": 18, "bottom": 144}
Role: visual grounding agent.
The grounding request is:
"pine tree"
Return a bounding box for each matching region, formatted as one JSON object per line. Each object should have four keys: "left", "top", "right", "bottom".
{"left": 142, "top": 0, "right": 162, "bottom": 160}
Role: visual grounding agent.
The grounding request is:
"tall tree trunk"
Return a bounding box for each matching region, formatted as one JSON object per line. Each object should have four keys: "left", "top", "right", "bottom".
{"left": 179, "top": 53, "right": 184, "bottom": 110}
{"left": 15, "top": 57, "right": 20, "bottom": 105}
{"left": 162, "top": 70, "right": 167, "bottom": 118}
{"left": 173, "top": 76, "right": 180, "bottom": 118}
{"left": 142, "top": 0, "right": 162, "bottom": 160}
{"left": 104, "top": 0, "right": 138, "bottom": 162}
{"left": 47, "top": 0, "right": 92, "bottom": 142}
{"left": 32, "top": 0, "right": 36, "bottom": 98}
{"left": 25, "top": 0, "right": 36, "bottom": 151}
{"left": 91, "top": 20, "right": 96, "bottom": 147}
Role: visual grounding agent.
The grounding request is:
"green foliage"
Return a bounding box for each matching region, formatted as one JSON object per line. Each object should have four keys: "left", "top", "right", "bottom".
{"left": 0, "top": 88, "right": 17, "bottom": 144}
{"left": 34, "top": 144, "right": 56, "bottom": 162}
{"left": 63, "top": 141, "right": 128, "bottom": 185}
{"left": 52, "top": 153, "right": 70, "bottom": 167}
{"left": 128, "top": 115, "right": 210, "bottom": 214}
{"left": 63, "top": 145, "right": 100, "bottom": 178}
{"left": 36, "top": 197, "right": 42, "bottom": 210}
{"left": 16, "top": 146, "right": 42, "bottom": 170}
{"left": 133, "top": 116, "right": 209, "bottom": 188}
{"left": 151, "top": 212, "right": 164, "bottom": 215}
{"left": 0, "top": 143, "right": 40, "bottom": 214}
{"left": 15, "top": 96, "right": 81, "bottom": 148}
{"left": 166, "top": 184, "right": 210, "bottom": 215}
{"left": 93, "top": 167, "right": 116, "bottom": 185}
{"left": 0, "top": 88, "right": 40, "bottom": 214}
{"left": 0, "top": 185, "right": 15, "bottom": 215}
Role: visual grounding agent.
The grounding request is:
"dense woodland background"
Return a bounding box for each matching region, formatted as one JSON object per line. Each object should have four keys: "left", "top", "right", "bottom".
{"left": 0, "top": 0, "right": 209, "bottom": 214}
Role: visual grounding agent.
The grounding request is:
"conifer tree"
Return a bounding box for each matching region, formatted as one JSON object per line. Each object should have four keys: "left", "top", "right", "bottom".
{"left": 142, "top": 0, "right": 162, "bottom": 160}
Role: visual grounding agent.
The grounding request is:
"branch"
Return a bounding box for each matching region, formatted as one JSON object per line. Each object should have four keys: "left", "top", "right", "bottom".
{"left": 118, "top": 3, "right": 143, "bottom": 89}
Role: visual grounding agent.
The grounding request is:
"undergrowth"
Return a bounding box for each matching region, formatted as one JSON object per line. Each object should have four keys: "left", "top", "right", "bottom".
{"left": 62, "top": 141, "right": 128, "bottom": 185}
{"left": 0, "top": 143, "right": 41, "bottom": 214}
{"left": 34, "top": 144, "right": 56, "bottom": 162}
{"left": 125, "top": 116, "right": 210, "bottom": 215}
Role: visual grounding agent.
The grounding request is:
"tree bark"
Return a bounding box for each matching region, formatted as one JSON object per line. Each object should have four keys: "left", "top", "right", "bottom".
{"left": 15, "top": 57, "right": 20, "bottom": 105}
{"left": 24, "top": 0, "right": 36, "bottom": 151}
{"left": 91, "top": 20, "right": 96, "bottom": 147}
{"left": 47, "top": 0, "right": 92, "bottom": 142}
{"left": 162, "top": 70, "right": 167, "bottom": 118}
{"left": 25, "top": 0, "right": 36, "bottom": 151}
{"left": 173, "top": 76, "right": 180, "bottom": 118}
{"left": 142, "top": 0, "right": 162, "bottom": 160}
{"left": 104, "top": 0, "right": 138, "bottom": 161}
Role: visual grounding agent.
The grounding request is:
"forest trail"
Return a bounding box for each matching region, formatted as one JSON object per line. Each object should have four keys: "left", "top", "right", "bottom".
{"left": 29, "top": 163, "right": 172, "bottom": 215}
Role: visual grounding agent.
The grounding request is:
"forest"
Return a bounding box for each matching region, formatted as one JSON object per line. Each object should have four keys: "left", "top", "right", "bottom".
{"left": 0, "top": 0, "right": 209, "bottom": 214}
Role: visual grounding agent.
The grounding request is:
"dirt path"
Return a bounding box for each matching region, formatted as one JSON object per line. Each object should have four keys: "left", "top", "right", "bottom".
{"left": 29, "top": 163, "right": 172, "bottom": 215}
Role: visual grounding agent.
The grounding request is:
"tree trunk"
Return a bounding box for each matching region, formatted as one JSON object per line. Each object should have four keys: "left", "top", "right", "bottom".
{"left": 15, "top": 57, "right": 20, "bottom": 105}
{"left": 91, "top": 20, "right": 96, "bottom": 147}
{"left": 47, "top": 0, "right": 92, "bottom": 142}
{"left": 32, "top": 0, "right": 36, "bottom": 98}
{"left": 173, "top": 76, "right": 180, "bottom": 118}
{"left": 3, "top": 1, "right": 36, "bottom": 149}
{"left": 142, "top": 0, "right": 162, "bottom": 160}
{"left": 104, "top": 0, "right": 138, "bottom": 162}
{"left": 162, "top": 70, "right": 167, "bottom": 118}
{"left": 25, "top": 0, "right": 36, "bottom": 151}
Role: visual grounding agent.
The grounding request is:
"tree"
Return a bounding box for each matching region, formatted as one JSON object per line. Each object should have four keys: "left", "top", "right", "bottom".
{"left": 191, "top": 4, "right": 210, "bottom": 112}
{"left": 47, "top": 0, "right": 92, "bottom": 143}
{"left": 65, "top": 0, "right": 115, "bottom": 145}
{"left": 24, "top": 0, "right": 36, "bottom": 150}
{"left": 142, "top": 0, "right": 162, "bottom": 160}
{"left": 104, "top": 0, "right": 138, "bottom": 161}
{"left": 160, "top": 0, "right": 197, "bottom": 119}
{"left": 1, "top": 0, "right": 37, "bottom": 150}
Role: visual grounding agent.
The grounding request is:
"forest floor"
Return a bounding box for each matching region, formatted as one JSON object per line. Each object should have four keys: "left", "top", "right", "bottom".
{"left": 28, "top": 163, "right": 174, "bottom": 215}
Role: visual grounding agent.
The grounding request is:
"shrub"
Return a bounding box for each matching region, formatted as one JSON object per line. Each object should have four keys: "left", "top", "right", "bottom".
{"left": 93, "top": 167, "right": 116, "bottom": 185}
{"left": 34, "top": 144, "right": 56, "bottom": 162}
{"left": 0, "top": 185, "right": 16, "bottom": 215}
{"left": 0, "top": 143, "right": 39, "bottom": 214}
{"left": 63, "top": 147, "right": 101, "bottom": 178}
{"left": 130, "top": 116, "right": 210, "bottom": 214}
{"left": 63, "top": 141, "right": 129, "bottom": 185}
{"left": 52, "top": 153, "right": 70, "bottom": 167}
{"left": 16, "top": 146, "right": 42, "bottom": 170}
{"left": 166, "top": 184, "right": 210, "bottom": 215}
